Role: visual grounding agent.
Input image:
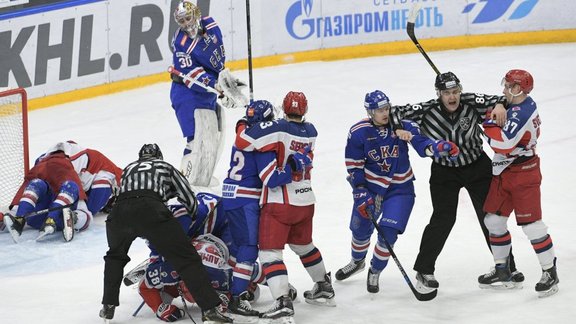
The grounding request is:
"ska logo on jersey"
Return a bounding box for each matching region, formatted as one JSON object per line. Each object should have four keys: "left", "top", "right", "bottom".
{"left": 459, "top": 117, "right": 471, "bottom": 130}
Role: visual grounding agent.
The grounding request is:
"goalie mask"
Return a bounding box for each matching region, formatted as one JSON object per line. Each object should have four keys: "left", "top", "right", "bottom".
{"left": 138, "top": 143, "right": 163, "bottom": 161}
{"left": 174, "top": 0, "right": 202, "bottom": 37}
{"left": 246, "top": 100, "right": 275, "bottom": 126}
{"left": 282, "top": 91, "right": 308, "bottom": 117}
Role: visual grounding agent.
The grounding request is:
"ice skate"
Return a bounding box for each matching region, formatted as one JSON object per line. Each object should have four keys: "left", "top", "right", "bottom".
{"left": 288, "top": 283, "right": 298, "bottom": 301}
{"left": 36, "top": 217, "right": 56, "bottom": 241}
{"left": 228, "top": 292, "right": 260, "bottom": 323}
{"left": 62, "top": 207, "right": 77, "bottom": 242}
{"left": 415, "top": 272, "right": 439, "bottom": 293}
{"left": 478, "top": 263, "right": 515, "bottom": 290}
{"left": 511, "top": 270, "right": 525, "bottom": 289}
{"left": 535, "top": 259, "right": 559, "bottom": 298}
{"left": 335, "top": 258, "right": 365, "bottom": 281}
{"left": 303, "top": 272, "right": 336, "bottom": 307}
{"left": 202, "top": 306, "right": 233, "bottom": 323}
{"left": 367, "top": 268, "right": 380, "bottom": 293}
{"left": 99, "top": 304, "right": 115, "bottom": 323}
{"left": 261, "top": 295, "right": 295, "bottom": 324}
{"left": 4, "top": 213, "right": 25, "bottom": 243}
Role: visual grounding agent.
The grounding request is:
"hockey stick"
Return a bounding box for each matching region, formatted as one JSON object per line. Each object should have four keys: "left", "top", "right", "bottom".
{"left": 245, "top": 0, "right": 254, "bottom": 102}
{"left": 406, "top": 4, "right": 441, "bottom": 75}
{"left": 21, "top": 203, "right": 74, "bottom": 219}
{"left": 132, "top": 301, "right": 145, "bottom": 317}
{"left": 168, "top": 66, "right": 248, "bottom": 109}
{"left": 122, "top": 204, "right": 216, "bottom": 287}
{"left": 368, "top": 197, "right": 437, "bottom": 301}
{"left": 168, "top": 66, "right": 220, "bottom": 95}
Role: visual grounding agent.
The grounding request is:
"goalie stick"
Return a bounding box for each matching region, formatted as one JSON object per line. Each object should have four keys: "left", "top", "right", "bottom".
{"left": 168, "top": 65, "right": 220, "bottom": 95}
{"left": 406, "top": 4, "right": 441, "bottom": 75}
{"left": 167, "top": 66, "right": 248, "bottom": 109}
{"left": 368, "top": 195, "right": 437, "bottom": 302}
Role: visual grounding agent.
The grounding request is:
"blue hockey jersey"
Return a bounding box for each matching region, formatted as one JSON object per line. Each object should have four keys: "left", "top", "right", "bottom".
{"left": 235, "top": 119, "right": 318, "bottom": 206}
{"left": 170, "top": 16, "right": 225, "bottom": 112}
{"left": 346, "top": 119, "right": 434, "bottom": 196}
{"left": 222, "top": 144, "right": 294, "bottom": 210}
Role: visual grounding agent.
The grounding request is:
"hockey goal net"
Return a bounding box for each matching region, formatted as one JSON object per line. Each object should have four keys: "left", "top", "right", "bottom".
{"left": 0, "top": 88, "right": 29, "bottom": 208}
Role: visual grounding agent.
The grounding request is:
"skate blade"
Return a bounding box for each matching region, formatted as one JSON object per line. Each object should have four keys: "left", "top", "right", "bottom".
{"left": 260, "top": 316, "right": 296, "bottom": 324}
{"left": 537, "top": 285, "right": 559, "bottom": 298}
{"left": 415, "top": 281, "right": 437, "bottom": 293}
{"left": 62, "top": 208, "right": 75, "bottom": 242}
{"left": 304, "top": 297, "right": 336, "bottom": 307}
{"left": 4, "top": 216, "right": 21, "bottom": 243}
{"left": 479, "top": 281, "right": 517, "bottom": 290}
{"left": 36, "top": 230, "right": 54, "bottom": 242}
{"left": 229, "top": 314, "right": 260, "bottom": 324}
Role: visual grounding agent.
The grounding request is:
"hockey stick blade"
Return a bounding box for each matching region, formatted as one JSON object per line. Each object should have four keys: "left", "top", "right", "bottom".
{"left": 123, "top": 258, "right": 149, "bottom": 286}
{"left": 367, "top": 208, "right": 437, "bottom": 301}
{"left": 406, "top": 4, "right": 440, "bottom": 75}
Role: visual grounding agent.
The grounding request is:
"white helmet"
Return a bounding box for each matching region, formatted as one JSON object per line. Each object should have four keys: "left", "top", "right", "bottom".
{"left": 174, "top": 0, "right": 202, "bottom": 37}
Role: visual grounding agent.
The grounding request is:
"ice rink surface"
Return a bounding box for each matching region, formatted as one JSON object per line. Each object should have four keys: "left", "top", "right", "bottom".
{"left": 1, "top": 42, "right": 575, "bottom": 323}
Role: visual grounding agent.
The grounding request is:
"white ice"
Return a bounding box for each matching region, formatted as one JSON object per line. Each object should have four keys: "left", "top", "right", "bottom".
{"left": 1, "top": 43, "right": 575, "bottom": 323}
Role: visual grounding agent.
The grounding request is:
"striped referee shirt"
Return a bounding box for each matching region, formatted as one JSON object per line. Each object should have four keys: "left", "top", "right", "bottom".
{"left": 119, "top": 158, "right": 197, "bottom": 215}
{"left": 390, "top": 92, "right": 506, "bottom": 167}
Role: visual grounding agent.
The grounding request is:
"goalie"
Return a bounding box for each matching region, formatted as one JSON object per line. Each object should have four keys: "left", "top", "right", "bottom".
{"left": 169, "top": 0, "right": 247, "bottom": 189}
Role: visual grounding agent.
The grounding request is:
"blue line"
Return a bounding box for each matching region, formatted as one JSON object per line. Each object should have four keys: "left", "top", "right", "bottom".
{"left": 0, "top": 0, "right": 106, "bottom": 21}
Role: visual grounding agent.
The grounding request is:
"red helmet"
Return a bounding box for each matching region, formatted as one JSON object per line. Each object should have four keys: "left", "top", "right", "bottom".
{"left": 504, "top": 69, "right": 533, "bottom": 94}
{"left": 282, "top": 91, "right": 308, "bottom": 116}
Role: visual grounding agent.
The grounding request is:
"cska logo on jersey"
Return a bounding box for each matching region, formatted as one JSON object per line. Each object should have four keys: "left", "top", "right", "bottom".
{"left": 459, "top": 117, "right": 471, "bottom": 130}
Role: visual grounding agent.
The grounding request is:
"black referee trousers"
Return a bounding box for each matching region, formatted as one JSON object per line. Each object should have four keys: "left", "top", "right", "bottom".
{"left": 413, "top": 152, "right": 517, "bottom": 274}
{"left": 101, "top": 190, "right": 221, "bottom": 310}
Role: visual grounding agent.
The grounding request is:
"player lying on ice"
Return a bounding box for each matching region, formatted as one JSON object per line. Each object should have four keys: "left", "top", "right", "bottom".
{"left": 131, "top": 192, "right": 296, "bottom": 322}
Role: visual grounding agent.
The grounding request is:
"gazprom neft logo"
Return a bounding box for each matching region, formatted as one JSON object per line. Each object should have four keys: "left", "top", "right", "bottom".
{"left": 285, "top": 0, "right": 442, "bottom": 40}
{"left": 463, "top": 0, "right": 539, "bottom": 23}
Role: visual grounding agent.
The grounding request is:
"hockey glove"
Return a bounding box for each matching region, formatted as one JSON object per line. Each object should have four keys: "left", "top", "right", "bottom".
{"left": 287, "top": 146, "right": 312, "bottom": 172}
{"left": 432, "top": 140, "right": 459, "bottom": 160}
{"left": 235, "top": 116, "right": 249, "bottom": 133}
{"left": 353, "top": 187, "right": 375, "bottom": 219}
{"left": 156, "top": 303, "right": 184, "bottom": 322}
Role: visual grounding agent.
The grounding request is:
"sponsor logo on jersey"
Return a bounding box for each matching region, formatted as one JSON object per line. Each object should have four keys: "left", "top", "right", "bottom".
{"left": 295, "top": 187, "right": 312, "bottom": 194}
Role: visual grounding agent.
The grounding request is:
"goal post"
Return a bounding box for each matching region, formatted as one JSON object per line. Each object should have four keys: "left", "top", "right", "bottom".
{"left": 0, "top": 88, "right": 29, "bottom": 208}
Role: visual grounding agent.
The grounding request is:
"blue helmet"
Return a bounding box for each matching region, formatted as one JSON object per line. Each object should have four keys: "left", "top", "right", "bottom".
{"left": 246, "top": 100, "right": 275, "bottom": 125}
{"left": 364, "top": 90, "right": 390, "bottom": 110}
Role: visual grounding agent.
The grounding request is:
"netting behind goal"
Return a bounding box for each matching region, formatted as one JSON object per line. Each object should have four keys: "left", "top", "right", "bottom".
{"left": 0, "top": 88, "right": 29, "bottom": 208}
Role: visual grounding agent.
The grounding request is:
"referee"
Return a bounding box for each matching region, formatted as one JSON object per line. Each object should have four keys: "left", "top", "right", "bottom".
{"left": 99, "top": 144, "right": 232, "bottom": 323}
{"left": 390, "top": 72, "right": 523, "bottom": 291}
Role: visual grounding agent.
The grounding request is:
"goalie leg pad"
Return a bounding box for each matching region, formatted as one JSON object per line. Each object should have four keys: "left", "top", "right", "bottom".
{"left": 180, "top": 109, "right": 221, "bottom": 187}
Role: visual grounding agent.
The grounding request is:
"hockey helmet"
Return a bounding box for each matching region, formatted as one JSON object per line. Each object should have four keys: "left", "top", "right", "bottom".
{"left": 503, "top": 69, "right": 533, "bottom": 94}
{"left": 246, "top": 100, "right": 275, "bottom": 125}
{"left": 364, "top": 90, "right": 390, "bottom": 110}
{"left": 282, "top": 91, "right": 308, "bottom": 117}
{"left": 139, "top": 143, "right": 163, "bottom": 160}
{"left": 435, "top": 72, "right": 461, "bottom": 91}
{"left": 174, "top": 0, "right": 202, "bottom": 37}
